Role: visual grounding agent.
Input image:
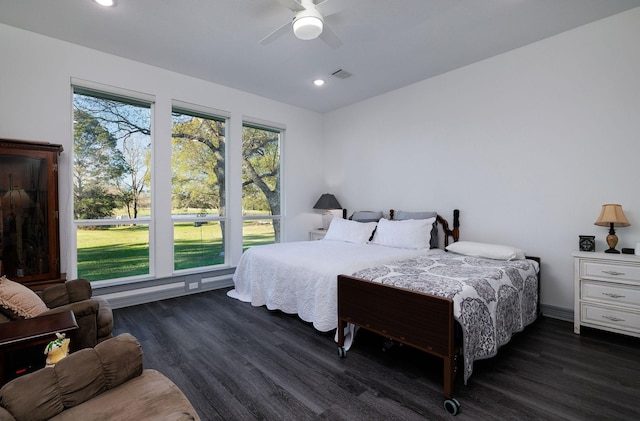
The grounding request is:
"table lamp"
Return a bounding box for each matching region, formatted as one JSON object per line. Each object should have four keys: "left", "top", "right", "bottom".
{"left": 313, "top": 193, "right": 341, "bottom": 229}
{"left": 594, "top": 204, "right": 630, "bottom": 254}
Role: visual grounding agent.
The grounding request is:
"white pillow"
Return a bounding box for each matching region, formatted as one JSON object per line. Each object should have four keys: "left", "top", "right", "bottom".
{"left": 370, "top": 217, "right": 435, "bottom": 249}
{"left": 446, "top": 241, "right": 526, "bottom": 260}
{"left": 323, "top": 218, "right": 378, "bottom": 244}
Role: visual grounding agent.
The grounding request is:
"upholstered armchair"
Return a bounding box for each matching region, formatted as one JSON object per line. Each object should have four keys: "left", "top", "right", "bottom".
{"left": 0, "top": 278, "right": 113, "bottom": 351}
{"left": 0, "top": 334, "right": 200, "bottom": 421}
{"left": 36, "top": 278, "right": 113, "bottom": 350}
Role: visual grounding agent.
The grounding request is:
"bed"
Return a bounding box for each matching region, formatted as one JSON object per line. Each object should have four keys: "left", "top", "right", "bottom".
{"left": 336, "top": 218, "right": 540, "bottom": 415}
{"left": 228, "top": 209, "right": 539, "bottom": 414}
{"left": 227, "top": 210, "right": 444, "bottom": 337}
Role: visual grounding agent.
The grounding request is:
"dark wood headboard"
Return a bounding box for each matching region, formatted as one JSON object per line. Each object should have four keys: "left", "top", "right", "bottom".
{"left": 389, "top": 209, "right": 460, "bottom": 247}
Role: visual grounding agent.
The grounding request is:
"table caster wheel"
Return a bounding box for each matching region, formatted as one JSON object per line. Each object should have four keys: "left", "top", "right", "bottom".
{"left": 444, "top": 398, "right": 460, "bottom": 415}
{"left": 338, "top": 347, "right": 346, "bottom": 358}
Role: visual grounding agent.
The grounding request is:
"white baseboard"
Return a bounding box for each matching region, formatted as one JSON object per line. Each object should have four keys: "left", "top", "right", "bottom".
{"left": 93, "top": 269, "right": 234, "bottom": 309}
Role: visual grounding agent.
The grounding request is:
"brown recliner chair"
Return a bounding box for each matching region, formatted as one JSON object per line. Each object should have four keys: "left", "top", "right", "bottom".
{"left": 0, "top": 334, "right": 200, "bottom": 421}
{"left": 34, "top": 278, "right": 113, "bottom": 351}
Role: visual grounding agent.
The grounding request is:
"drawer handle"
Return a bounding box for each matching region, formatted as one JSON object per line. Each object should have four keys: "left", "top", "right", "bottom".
{"left": 601, "top": 270, "right": 625, "bottom": 276}
{"left": 602, "top": 292, "right": 626, "bottom": 299}
{"left": 602, "top": 315, "right": 625, "bottom": 322}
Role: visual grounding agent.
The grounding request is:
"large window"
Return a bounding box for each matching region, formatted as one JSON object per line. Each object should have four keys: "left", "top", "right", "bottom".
{"left": 73, "top": 87, "right": 152, "bottom": 281}
{"left": 242, "top": 122, "right": 282, "bottom": 249}
{"left": 171, "top": 106, "right": 227, "bottom": 271}
{"left": 72, "top": 84, "right": 285, "bottom": 283}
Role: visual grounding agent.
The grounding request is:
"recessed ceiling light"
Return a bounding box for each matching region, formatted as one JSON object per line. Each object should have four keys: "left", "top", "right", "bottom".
{"left": 313, "top": 79, "right": 325, "bottom": 87}
{"left": 94, "top": 0, "right": 115, "bottom": 7}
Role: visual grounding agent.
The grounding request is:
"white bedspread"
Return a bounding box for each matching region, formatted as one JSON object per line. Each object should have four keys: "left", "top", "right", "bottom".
{"left": 228, "top": 239, "right": 432, "bottom": 332}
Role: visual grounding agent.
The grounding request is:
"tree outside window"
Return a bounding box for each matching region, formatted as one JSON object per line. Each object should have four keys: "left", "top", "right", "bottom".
{"left": 171, "top": 108, "right": 226, "bottom": 270}
{"left": 242, "top": 123, "right": 281, "bottom": 248}
{"left": 73, "top": 88, "right": 151, "bottom": 281}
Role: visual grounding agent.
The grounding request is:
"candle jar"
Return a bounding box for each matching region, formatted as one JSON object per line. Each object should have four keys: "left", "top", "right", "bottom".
{"left": 579, "top": 235, "right": 595, "bottom": 252}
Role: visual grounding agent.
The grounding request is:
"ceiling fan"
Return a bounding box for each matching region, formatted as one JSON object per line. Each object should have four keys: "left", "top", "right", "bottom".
{"left": 260, "top": 0, "right": 342, "bottom": 49}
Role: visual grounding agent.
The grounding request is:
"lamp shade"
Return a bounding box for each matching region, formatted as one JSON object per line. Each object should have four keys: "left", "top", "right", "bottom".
{"left": 2, "top": 188, "right": 32, "bottom": 209}
{"left": 594, "top": 204, "right": 630, "bottom": 227}
{"left": 313, "top": 193, "right": 341, "bottom": 210}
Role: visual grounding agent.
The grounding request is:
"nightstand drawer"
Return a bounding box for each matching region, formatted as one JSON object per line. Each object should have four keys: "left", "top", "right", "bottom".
{"left": 581, "top": 261, "right": 640, "bottom": 283}
{"left": 581, "top": 303, "right": 640, "bottom": 334}
{"left": 581, "top": 280, "right": 640, "bottom": 309}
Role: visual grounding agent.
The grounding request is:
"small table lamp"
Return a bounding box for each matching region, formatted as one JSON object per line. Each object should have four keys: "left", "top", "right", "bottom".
{"left": 594, "top": 204, "right": 630, "bottom": 254}
{"left": 313, "top": 193, "right": 342, "bottom": 229}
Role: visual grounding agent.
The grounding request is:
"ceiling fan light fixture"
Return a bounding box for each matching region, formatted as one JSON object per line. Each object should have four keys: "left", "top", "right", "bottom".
{"left": 293, "top": 16, "right": 323, "bottom": 40}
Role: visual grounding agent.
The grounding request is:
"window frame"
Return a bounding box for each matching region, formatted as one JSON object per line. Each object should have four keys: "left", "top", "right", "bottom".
{"left": 71, "top": 82, "right": 155, "bottom": 285}
{"left": 171, "top": 101, "right": 230, "bottom": 273}
{"left": 241, "top": 118, "right": 284, "bottom": 248}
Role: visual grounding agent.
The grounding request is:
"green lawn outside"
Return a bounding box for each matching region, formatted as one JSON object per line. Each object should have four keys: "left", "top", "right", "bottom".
{"left": 77, "top": 221, "right": 274, "bottom": 281}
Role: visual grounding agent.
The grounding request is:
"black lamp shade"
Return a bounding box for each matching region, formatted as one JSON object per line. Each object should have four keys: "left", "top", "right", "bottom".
{"left": 313, "top": 193, "right": 341, "bottom": 210}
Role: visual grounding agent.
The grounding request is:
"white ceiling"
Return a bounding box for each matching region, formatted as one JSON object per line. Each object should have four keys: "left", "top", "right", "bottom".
{"left": 1, "top": 0, "right": 639, "bottom": 113}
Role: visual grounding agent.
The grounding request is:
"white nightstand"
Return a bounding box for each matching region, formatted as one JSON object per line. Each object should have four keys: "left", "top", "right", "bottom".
{"left": 309, "top": 229, "right": 327, "bottom": 241}
{"left": 572, "top": 251, "right": 640, "bottom": 338}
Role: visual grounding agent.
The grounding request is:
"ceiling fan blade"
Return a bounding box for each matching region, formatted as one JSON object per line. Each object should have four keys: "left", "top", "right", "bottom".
{"left": 319, "top": 23, "right": 342, "bottom": 49}
{"left": 259, "top": 21, "right": 292, "bottom": 45}
{"left": 274, "top": 0, "right": 305, "bottom": 12}
{"left": 315, "top": 0, "right": 342, "bottom": 17}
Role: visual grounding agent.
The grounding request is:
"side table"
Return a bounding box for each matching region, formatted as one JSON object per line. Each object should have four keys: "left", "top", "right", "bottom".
{"left": 0, "top": 310, "right": 78, "bottom": 384}
{"left": 309, "top": 228, "right": 327, "bottom": 240}
{"left": 572, "top": 251, "right": 640, "bottom": 338}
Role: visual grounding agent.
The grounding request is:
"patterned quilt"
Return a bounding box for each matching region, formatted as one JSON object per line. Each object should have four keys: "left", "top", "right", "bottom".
{"left": 351, "top": 251, "right": 540, "bottom": 383}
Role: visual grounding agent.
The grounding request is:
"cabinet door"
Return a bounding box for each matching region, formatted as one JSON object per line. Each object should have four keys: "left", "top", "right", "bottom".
{"left": 0, "top": 140, "right": 62, "bottom": 287}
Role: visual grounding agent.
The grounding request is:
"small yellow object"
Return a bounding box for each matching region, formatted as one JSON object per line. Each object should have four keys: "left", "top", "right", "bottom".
{"left": 44, "top": 333, "right": 70, "bottom": 367}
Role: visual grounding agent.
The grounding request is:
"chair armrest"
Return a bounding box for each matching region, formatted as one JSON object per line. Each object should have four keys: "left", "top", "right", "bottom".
{"left": 93, "top": 297, "right": 113, "bottom": 341}
{"left": 39, "top": 300, "right": 100, "bottom": 350}
{"left": 39, "top": 300, "right": 99, "bottom": 319}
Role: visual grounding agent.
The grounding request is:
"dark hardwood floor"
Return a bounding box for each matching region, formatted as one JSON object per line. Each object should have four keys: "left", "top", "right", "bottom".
{"left": 113, "top": 288, "right": 640, "bottom": 420}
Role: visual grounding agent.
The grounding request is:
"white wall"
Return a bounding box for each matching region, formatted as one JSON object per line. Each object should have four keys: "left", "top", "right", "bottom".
{"left": 324, "top": 8, "right": 640, "bottom": 314}
{"left": 2, "top": 8, "right": 639, "bottom": 313}
{"left": 0, "top": 24, "right": 326, "bottom": 280}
